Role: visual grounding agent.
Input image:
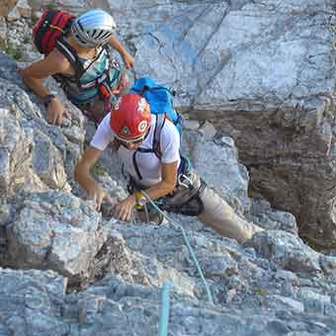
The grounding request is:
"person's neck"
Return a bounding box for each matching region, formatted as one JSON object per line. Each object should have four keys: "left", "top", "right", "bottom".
{"left": 67, "top": 35, "right": 97, "bottom": 58}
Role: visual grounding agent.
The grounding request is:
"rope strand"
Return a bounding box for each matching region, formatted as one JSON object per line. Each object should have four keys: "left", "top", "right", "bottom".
{"left": 159, "top": 282, "right": 172, "bottom": 336}
{"left": 140, "top": 190, "right": 214, "bottom": 305}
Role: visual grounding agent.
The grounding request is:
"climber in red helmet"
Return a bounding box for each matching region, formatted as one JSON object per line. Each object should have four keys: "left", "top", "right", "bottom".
{"left": 75, "top": 94, "right": 263, "bottom": 243}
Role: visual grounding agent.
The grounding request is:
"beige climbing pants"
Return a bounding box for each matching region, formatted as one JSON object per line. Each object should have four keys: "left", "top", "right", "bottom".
{"left": 132, "top": 171, "right": 263, "bottom": 243}
{"left": 198, "top": 184, "right": 263, "bottom": 243}
{"left": 182, "top": 172, "right": 263, "bottom": 243}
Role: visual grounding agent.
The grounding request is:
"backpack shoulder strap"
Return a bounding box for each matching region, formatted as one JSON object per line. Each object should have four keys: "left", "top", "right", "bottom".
{"left": 103, "top": 44, "right": 111, "bottom": 59}
{"left": 136, "top": 114, "right": 166, "bottom": 156}
{"left": 152, "top": 114, "right": 166, "bottom": 159}
{"left": 56, "top": 37, "right": 84, "bottom": 84}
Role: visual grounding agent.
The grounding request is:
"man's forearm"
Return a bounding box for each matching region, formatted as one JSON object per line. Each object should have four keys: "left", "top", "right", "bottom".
{"left": 108, "top": 35, "right": 128, "bottom": 57}
{"left": 74, "top": 164, "right": 100, "bottom": 195}
{"left": 21, "top": 73, "right": 50, "bottom": 99}
{"left": 139, "top": 180, "right": 175, "bottom": 204}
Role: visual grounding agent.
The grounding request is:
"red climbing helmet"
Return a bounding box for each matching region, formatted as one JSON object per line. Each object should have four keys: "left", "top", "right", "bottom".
{"left": 110, "top": 94, "right": 152, "bottom": 143}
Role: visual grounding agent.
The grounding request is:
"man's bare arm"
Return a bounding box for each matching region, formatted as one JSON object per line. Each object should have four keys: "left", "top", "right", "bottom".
{"left": 20, "top": 49, "right": 73, "bottom": 98}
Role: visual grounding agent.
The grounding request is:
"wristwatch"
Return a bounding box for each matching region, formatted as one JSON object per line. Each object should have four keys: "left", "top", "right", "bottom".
{"left": 135, "top": 191, "right": 147, "bottom": 208}
{"left": 43, "top": 94, "right": 56, "bottom": 108}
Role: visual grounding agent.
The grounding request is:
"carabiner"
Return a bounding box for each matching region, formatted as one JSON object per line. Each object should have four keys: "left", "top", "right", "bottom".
{"left": 177, "top": 174, "right": 193, "bottom": 189}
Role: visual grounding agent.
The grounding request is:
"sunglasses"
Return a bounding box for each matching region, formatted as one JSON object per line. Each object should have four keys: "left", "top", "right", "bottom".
{"left": 118, "top": 130, "right": 149, "bottom": 147}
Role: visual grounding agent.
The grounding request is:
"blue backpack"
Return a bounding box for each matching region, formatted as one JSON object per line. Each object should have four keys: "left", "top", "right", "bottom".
{"left": 131, "top": 77, "right": 184, "bottom": 135}
{"left": 130, "top": 77, "right": 190, "bottom": 177}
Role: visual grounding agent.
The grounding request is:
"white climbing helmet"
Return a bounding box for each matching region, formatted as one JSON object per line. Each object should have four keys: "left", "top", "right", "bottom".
{"left": 71, "top": 9, "right": 116, "bottom": 48}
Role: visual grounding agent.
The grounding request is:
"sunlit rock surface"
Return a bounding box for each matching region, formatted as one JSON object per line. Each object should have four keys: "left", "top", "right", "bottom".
{"left": 0, "top": 0, "right": 335, "bottom": 334}
{"left": 109, "top": 0, "right": 336, "bottom": 248}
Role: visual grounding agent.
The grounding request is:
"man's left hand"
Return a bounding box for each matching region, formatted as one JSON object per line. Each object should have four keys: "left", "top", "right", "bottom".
{"left": 113, "top": 195, "right": 137, "bottom": 221}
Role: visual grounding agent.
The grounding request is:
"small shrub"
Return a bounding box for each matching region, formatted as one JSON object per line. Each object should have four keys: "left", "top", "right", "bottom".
{"left": 92, "top": 162, "right": 108, "bottom": 177}
{"left": 5, "top": 44, "right": 23, "bottom": 61}
{"left": 46, "top": 3, "right": 58, "bottom": 10}
{"left": 255, "top": 288, "right": 268, "bottom": 297}
{"left": 31, "top": 13, "right": 39, "bottom": 25}
{"left": 0, "top": 39, "right": 7, "bottom": 51}
{"left": 23, "top": 36, "right": 31, "bottom": 44}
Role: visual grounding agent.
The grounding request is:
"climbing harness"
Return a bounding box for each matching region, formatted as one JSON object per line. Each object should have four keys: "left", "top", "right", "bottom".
{"left": 177, "top": 173, "right": 193, "bottom": 189}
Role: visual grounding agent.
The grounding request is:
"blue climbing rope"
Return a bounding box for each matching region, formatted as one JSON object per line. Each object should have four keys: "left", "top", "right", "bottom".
{"left": 141, "top": 190, "right": 214, "bottom": 305}
{"left": 159, "top": 282, "right": 172, "bottom": 336}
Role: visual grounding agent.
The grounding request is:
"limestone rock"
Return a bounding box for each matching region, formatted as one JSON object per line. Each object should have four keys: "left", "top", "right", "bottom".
{"left": 0, "top": 0, "right": 17, "bottom": 18}
{"left": 0, "top": 17, "right": 7, "bottom": 48}
{"left": 16, "top": 0, "right": 31, "bottom": 18}
{"left": 111, "top": 0, "right": 336, "bottom": 248}
{"left": 0, "top": 107, "right": 43, "bottom": 196}
{"left": 250, "top": 197, "right": 298, "bottom": 234}
{"left": 0, "top": 268, "right": 69, "bottom": 335}
{"left": 6, "top": 192, "right": 104, "bottom": 280}
{"left": 31, "top": 129, "right": 71, "bottom": 192}
{"left": 184, "top": 119, "right": 200, "bottom": 130}
{"left": 245, "top": 231, "right": 322, "bottom": 275}
{"left": 0, "top": 2, "right": 335, "bottom": 334}
{"left": 183, "top": 132, "right": 251, "bottom": 214}
{"left": 7, "top": 6, "right": 21, "bottom": 22}
{"left": 198, "top": 120, "right": 217, "bottom": 139}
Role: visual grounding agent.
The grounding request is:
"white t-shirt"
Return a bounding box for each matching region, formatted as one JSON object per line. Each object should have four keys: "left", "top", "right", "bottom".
{"left": 90, "top": 113, "right": 181, "bottom": 187}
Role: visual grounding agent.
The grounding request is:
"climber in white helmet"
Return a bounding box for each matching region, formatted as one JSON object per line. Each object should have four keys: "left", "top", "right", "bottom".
{"left": 20, "top": 8, "right": 135, "bottom": 125}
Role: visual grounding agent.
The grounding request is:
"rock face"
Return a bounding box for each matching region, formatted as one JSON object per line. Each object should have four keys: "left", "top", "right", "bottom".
{"left": 0, "top": 0, "right": 336, "bottom": 334}
{"left": 0, "top": 0, "right": 18, "bottom": 18}
{"left": 109, "top": 0, "right": 336, "bottom": 248}
{"left": 6, "top": 192, "right": 103, "bottom": 280}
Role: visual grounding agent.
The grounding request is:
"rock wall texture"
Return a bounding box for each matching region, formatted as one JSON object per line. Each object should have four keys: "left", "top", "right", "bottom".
{"left": 107, "top": 0, "right": 336, "bottom": 248}
{"left": 0, "top": 0, "right": 335, "bottom": 334}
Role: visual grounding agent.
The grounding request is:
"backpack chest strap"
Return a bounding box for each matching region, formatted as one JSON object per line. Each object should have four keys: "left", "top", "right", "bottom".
{"left": 56, "top": 37, "right": 84, "bottom": 84}
{"left": 56, "top": 39, "right": 111, "bottom": 89}
{"left": 132, "top": 115, "right": 167, "bottom": 180}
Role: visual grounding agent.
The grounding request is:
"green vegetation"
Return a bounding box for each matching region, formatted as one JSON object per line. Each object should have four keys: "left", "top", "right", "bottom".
{"left": 0, "top": 39, "right": 6, "bottom": 51}
{"left": 46, "top": 3, "right": 58, "bottom": 10}
{"left": 255, "top": 288, "right": 268, "bottom": 297}
{"left": 23, "top": 35, "right": 31, "bottom": 44}
{"left": 31, "top": 13, "right": 39, "bottom": 25}
{"left": 92, "top": 162, "right": 108, "bottom": 177}
{"left": 4, "top": 43, "right": 23, "bottom": 61}
{"left": 0, "top": 41, "right": 23, "bottom": 61}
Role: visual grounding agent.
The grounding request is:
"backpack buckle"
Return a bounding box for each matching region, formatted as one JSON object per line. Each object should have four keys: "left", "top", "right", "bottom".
{"left": 99, "top": 83, "right": 113, "bottom": 113}
{"left": 99, "top": 82, "right": 112, "bottom": 100}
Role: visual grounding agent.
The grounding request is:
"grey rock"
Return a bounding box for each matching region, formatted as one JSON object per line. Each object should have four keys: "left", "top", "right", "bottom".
{"left": 0, "top": 147, "right": 10, "bottom": 193}
{"left": 0, "top": 17, "right": 7, "bottom": 47}
{"left": 110, "top": 0, "right": 336, "bottom": 248}
{"left": 32, "top": 129, "right": 70, "bottom": 191}
{"left": 250, "top": 197, "right": 298, "bottom": 234}
{"left": 6, "top": 192, "right": 104, "bottom": 280}
{"left": 183, "top": 133, "right": 251, "bottom": 214}
{"left": 268, "top": 295, "right": 305, "bottom": 314}
{"left": 184, "top": 119, "right": 200, "bottom": 130}
{"left": 0, "top": 107, "right": 43, "bottom": 196}
{"left": 274, "top": 270, "right": 299, "bottom": 284}
{"left": 7, "top": 6, "right": 21, "bottom": 22}
{"left": 0, "top": 2, "right": 336, "bottom": 334}
{"left": 16, "top": 0, "right": 32, "bottom": 18}
{"left": 298, "top": 288, "right": 331, "bottom": 304}
{"left": 319, "top": 255, "right": 336, "bottom": 277}
{"left": 0, "top": 268, "right": 69, "bottom": 336}
{"left": 246, "top": 231, "right": 322, "bottom": 275}
{"left": 198, "top": 120, "right": 217, "bottom": 139}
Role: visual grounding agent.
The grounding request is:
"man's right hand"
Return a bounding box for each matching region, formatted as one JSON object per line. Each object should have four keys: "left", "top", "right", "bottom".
{"left": 47, "top": 97, "right": 71, "bottom": 125}
{"left": 88, "top": 185, "right": 115, "bottom": 211}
